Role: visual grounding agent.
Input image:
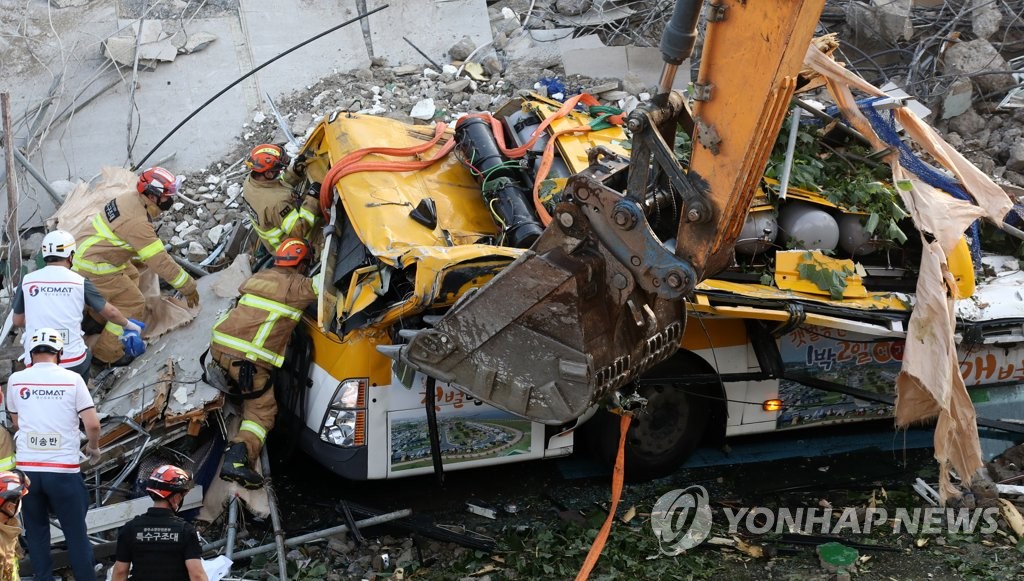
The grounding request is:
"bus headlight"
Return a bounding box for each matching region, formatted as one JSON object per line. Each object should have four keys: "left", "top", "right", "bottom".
{"left": 319, "top": 379, "right": 366, "bottom": 447}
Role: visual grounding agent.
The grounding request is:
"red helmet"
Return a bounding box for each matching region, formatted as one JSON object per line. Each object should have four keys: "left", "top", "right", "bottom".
{"left": 275, "top": 238, "right": 310, "bottom": 267}
{"left": 137, "top": 167, "right": 179, "bottom": 197}
{"left": 247, "top": 143, "right": 288, "bottom": 174}
{"left": 0, "top": 470, "right": 28, "bottom": 517}
{"left": 0, "top": 471, "right": 28, "bottom": 501}
{"left": 145, "top": 464, "right": 192, "bottom": 499}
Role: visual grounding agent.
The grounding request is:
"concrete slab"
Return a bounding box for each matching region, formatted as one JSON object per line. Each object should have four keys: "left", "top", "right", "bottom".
{"left": 563, "top": 46, "right": 689, "bottom": 89}
{"left": 365, "top": 0, "right": 492, "bottom": 67}
{"left": 238, "top": 0, "right": 370, "bottom": 100}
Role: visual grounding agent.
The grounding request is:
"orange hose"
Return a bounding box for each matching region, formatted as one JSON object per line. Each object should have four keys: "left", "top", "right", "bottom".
{"left": 575, "top": 413, "right": 631, "bottom": 581}
{"left": 319, "top": 123, "right": 451, "bottom": 215}
{"left": 320, "top": 93, "right": 614, "bottom": 227}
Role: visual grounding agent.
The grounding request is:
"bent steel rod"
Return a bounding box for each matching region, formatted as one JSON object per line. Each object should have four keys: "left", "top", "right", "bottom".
{"left": 261, "top": 446, "right": 288, "bottom": 581}
{"left": 230, "top": 509, "right": 412, "bottom": 560}
{"left": 131, "top": 4, "right": 389, "bottom": 171}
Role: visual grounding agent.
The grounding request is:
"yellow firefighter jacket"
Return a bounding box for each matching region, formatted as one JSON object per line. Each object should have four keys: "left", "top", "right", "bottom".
{"left": 242, "top": 172, "right": 320, "bottom": 252}
{"left": 210, "top": 266, "right": 318, "bottom": 370}
{"left": 72, "top": 192, "right": 197, "bottom": 294}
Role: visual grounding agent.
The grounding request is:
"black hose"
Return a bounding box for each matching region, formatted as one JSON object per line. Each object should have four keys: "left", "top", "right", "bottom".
{"left": 424, "top": 376, "right": 444, "bottom": 486}
{"left": 131, "top": 5, "right": 389, "bottom": 171}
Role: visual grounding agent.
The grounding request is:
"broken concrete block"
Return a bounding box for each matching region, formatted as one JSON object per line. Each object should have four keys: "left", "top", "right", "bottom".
{"left": 587, "top": 81, "right": 619, "bottom": 95}
{"left": 443, "top": 79, "right": 471, "bottom": 93}
{"left": 207, "top": 224, "right": 227, "bottom": 246}
{"left": 941, "top": 77, "right": 973, "bottom": 120}
{"left": 468, "top": 93, "right": 492, "bottom": 111}
{"left": 1007, "top": 139, "right": 1024, "bottom": 173}
{"left": 21, "top": 232, "right": 43, "bottom": 260}
{"left": 481, "top": 55, "right": 502, "bottom": 76}
{"left": 943, "top": 39, "right": 1017, "bottom": 95}
{"left": 972, "top": 0, "right": 1002, "bottom": 40}
{"left": 448, "top": 36, "right": 476, "bottom": 62}
{"left": 187, "top": 241, "right": 206, "bottom": 262}
{"left": 948, "top": 108, "right": 987, "bottom": 137}
{"left": 844, "top": 2, "right": 882, "bottom": 46}
{"left": 873, "top": 0, "right": 913, "bottom": 43}
{"left": 410, "top": 98, "right": 436, "bottom": 120}
{"left": 182, "top": 32, "right": 217, "bottom": 55}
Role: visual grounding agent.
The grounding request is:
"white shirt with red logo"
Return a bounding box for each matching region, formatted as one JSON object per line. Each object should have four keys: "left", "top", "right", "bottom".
{"left": 5, "top": 362, "right": 94, "bottom": 473}
{"left": 20, "top": 265, "right": 88, "bottom": 367}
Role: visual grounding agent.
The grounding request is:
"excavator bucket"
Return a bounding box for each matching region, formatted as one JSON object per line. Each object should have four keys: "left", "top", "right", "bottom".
{"left": 385, "top": 173, "right": 694, "bottom": 424}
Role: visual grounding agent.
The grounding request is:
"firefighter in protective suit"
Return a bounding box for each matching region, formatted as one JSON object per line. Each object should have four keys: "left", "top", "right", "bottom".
{"left": 211, "top": 238, "right": 318, "bottom": 489}
{"left": 73, "top": 167, "right": 200, "bottom": 365}
{"left": 242, "top": 143, "right": 320, "bottom": 255}
{"left": 0, "top": 470, "right": 29, "bottom": 581}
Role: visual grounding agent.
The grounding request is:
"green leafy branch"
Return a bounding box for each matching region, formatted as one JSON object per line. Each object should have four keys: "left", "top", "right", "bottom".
{"left": 796, "top": 251, "right": 855, "bottom": 300}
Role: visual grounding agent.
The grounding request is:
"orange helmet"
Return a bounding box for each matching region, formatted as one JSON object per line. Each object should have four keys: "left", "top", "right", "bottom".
{"left": 145, "top": 464, "right": 192, "bottom": 500}
{"left": 247, "top": 143, "right": 288, "bottom": 174}
{"left": 275, "top": 238, "right": 310, "bottom": 267}
{"left": 137, "top": 167, "right": 179, "bottom": 197}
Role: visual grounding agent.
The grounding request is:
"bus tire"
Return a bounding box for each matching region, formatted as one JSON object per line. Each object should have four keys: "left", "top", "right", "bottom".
{"left": 585, "top": 380, "right": 710, "bottom": 482}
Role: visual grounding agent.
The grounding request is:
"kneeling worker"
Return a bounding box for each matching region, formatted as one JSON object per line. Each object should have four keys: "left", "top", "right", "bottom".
{"left": 210, "top": 238, "right": 318, "bottom": 489}
{"left": 73, "top": 167, "right": 200, "bottom": 365}
{"left": 112, "top": 464, "right": 207, "bottom": 581}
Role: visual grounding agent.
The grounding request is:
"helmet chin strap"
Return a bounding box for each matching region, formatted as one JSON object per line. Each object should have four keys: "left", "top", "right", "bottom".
{"left": 168, "top": 492, "right": 183, "bottom": 513}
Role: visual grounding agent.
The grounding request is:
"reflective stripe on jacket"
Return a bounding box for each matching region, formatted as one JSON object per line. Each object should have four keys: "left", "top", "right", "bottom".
{"left": 242, "top": 175, "right": 319, "bottom": 251}
{"left": 210, "top": 266, "right": 318, "bottom": 368}
{"left": 72, "top": 192, "right": 195, "bottom": 293}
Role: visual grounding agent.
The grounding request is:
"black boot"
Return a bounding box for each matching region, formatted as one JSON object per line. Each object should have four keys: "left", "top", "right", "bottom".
{"left": 219, "top": 442, "right": 264, "bottom": 489}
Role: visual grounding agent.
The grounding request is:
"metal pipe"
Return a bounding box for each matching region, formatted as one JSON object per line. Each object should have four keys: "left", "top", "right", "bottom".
{"left": 102, "top": 416, "right": 152, "bottom": 505}
{"left": 261, "top": 446, "right": 288, "bottom": 581}
{"left": 230, "top": 510, "right": 412, "bottom": 560}
{"left": 2, "top": 93, "right": 22, "bottom": 288}
{"left": 777, "top": 105, "right": 802, "bottom": 200}
{"left": 13, "top": 146, "right": 63, "bottom": 207}
{"left": 225, "top": 494, "right": 239, "bottom": 560}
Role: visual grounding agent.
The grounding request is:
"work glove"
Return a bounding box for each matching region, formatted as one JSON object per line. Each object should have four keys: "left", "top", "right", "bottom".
{"left": 121, "top": 330, "right": 146, "bottom": 358}
{"left": 85, "top": 445, "right": 102, "bottom": 465}
{"left": 183, "top": 288, "right": 201, "bottom": 308}
{"left": 124, "top": 318, "right": 145, "bottom": 335}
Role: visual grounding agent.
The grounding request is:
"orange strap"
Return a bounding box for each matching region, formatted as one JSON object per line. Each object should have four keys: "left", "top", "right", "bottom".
{"left": 575, "top": 413, "right": 631, "bottom": 581}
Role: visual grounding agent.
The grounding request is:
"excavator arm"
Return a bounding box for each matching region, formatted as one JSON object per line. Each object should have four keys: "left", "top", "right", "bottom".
{"left": 382, "top": 0, "right": 827, "bottom": 424}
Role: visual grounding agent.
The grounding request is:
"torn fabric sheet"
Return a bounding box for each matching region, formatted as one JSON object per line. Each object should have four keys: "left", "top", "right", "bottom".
{"left": 804, "top": 44, "right": 1011, "bottom": 500}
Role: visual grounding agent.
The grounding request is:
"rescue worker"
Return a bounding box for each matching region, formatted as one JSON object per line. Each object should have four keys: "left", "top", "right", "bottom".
{"left": 0, "top": 470, "right": 29, "bottom": 581}
{"left": 6, "top": 329, "right": 100, "bottom": 581}
{"left": 13, "top": 229, "right": 143, "bottom": 380}
{"left": 210, "top": 238, "right": 318, "bottom": 489}
{"left": 242, "top": 143, "right": 319, "bottom": 255}
{"left": 112, "top": 464, "right": 207, "bottom": 581}
{"left": 72, "top": 166, "right": 200, "bottom": 365}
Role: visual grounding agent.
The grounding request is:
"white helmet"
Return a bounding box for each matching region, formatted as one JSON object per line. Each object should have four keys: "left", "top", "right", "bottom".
{"left": 41, "top": 230, "right": 76, "bottom": 259}
{"left": 28, "top": 328, "right": 64, "bottom": 354}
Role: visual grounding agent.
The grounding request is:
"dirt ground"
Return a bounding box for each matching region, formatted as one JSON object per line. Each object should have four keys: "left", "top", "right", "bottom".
{"left": 209, "top": 423, "right": 1024, "bottom": 580}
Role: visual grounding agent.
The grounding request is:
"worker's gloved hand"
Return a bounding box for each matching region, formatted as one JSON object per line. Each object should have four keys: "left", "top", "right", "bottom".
{"left": 184, "top": 288, "right": 201, "bottom": 308}
{"left": 121, "top": 330, "right": 146, "bottom": 358}
{"left": 124, "top": 319, "right": 145, "bottom": 335}
{"left": 85, "top": 445, "right": 102, "bottom": 465}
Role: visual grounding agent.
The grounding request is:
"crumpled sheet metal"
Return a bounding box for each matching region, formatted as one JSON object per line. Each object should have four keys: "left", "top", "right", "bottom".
{"left": 805, "top": 46, "right": 1012, "bottom": 500}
